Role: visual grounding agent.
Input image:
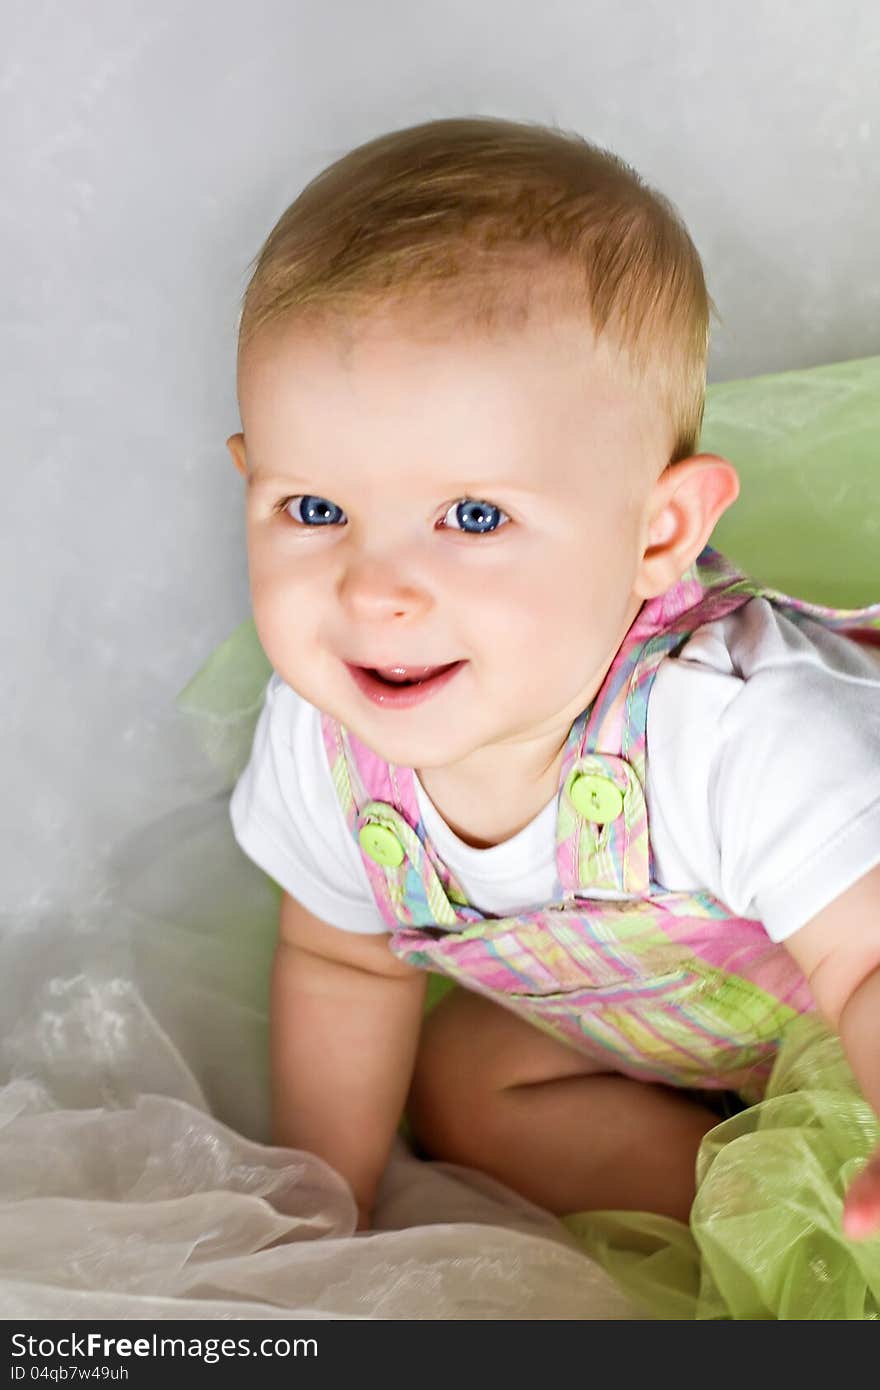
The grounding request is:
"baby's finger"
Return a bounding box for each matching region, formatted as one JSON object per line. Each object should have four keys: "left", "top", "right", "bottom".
{"left": 842, "top": 1158, "right": 880, "bottom": 1240}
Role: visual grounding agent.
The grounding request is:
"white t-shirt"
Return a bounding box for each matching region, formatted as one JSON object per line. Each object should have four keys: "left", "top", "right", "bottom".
{"left": 229, "top": 598, "right": 880, "bottom": 944}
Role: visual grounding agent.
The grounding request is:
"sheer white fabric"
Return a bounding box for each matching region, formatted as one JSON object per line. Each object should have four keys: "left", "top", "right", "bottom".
{"left": 0, "top": 794, "right": 636, "bottom": 1320}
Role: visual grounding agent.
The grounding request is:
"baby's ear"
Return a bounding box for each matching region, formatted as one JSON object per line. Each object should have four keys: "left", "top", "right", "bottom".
{"left": 226, "top": 433, "right": 248, "bottom": 477}
{"left": 636, "top": 454, "right": 740, "bottom": 598}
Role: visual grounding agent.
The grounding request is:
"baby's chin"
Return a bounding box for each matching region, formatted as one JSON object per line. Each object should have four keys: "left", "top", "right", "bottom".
{"left": 338, "top": 715, "right": 477, "bottom": 772}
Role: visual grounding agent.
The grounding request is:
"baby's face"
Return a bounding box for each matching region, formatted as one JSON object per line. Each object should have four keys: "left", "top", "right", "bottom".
{"left": 230, "top": 307, "right": 669, "bottom": 773}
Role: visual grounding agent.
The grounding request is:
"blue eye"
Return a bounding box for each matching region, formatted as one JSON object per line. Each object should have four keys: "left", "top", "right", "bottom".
{"left": 274, "top": 493, "right": 509, "bottom": 535}
{"left": 442, "top": 499, "right": 510, "bottom": 535}
{"left": 277, "top": 495, "right": 347, "bottom": 526}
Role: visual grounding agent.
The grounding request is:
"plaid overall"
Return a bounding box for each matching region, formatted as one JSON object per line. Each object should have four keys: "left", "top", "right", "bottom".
{"left": 321, "top": 546, "right": 880, "bottom": 1103}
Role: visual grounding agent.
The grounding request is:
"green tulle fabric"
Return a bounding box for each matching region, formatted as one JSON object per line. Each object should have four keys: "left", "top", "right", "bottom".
{"left": 176, "top": 355, "right": 880, "bottom": 1319}
{"left": 565, "top": 1017, "right": 880, "bottom": 1320}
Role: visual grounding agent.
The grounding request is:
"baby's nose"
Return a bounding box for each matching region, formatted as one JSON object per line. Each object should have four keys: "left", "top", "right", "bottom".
{"left": 336, "top": 555, "right": 433, "bottom": 623}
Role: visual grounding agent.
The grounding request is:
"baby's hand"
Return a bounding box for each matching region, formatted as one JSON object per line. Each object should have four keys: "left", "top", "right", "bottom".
{"left": 843, "top": 1146, "right": 880, "bottom": 1240}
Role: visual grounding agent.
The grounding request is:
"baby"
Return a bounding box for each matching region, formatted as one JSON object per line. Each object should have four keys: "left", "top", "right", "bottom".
{"left": 226, "top": 116, "right": 880, "bottom": 1237}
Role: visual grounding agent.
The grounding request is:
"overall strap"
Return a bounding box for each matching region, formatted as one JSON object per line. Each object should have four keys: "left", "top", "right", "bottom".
{"left": 320, "top": 716, "right": 481, "bottom": 931}
{"left": 555, "top": 547, "right": 756, "bottom": 899}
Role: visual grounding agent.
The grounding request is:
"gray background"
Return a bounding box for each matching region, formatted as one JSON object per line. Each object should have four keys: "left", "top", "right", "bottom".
{"left": 3, "top": 0, "right": 879, "bottom": 917}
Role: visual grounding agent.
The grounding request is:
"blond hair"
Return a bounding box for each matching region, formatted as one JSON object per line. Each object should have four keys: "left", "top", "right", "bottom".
{"left": 237, "top": 116, "right": 715, "bottom": 464}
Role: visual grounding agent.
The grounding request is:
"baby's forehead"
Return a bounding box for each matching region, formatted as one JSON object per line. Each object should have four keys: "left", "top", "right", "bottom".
{"left": 241, "top": 305, "right": 669, "bottom": 479}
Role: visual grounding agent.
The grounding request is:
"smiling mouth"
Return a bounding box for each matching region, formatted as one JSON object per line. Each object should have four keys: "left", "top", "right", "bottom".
{"left": 364, "top": 662, "right": 460, "bottom": 686}
{"left": 344, "top": 659, "right": 467, "bottom": 708}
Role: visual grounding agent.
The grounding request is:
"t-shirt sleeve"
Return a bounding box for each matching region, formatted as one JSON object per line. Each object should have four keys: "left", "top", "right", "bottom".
{"left": 705, "top": 603, "right": 880, "bottom": 942}
{"left": 228, "top": 674, "right": 390, "bottom": 934}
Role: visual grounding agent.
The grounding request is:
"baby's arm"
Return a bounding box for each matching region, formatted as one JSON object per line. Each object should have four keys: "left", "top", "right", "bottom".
{"left": 783, "top": 862, "right": 880, "bottom": 1237}
{"left": 271, "top": 891, "right": 428, "bottom": 1230}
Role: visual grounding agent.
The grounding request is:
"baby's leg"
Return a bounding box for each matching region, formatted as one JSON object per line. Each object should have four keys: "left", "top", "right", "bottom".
{"left": 406, "top": 986, "right": 718, "bottom": 1222}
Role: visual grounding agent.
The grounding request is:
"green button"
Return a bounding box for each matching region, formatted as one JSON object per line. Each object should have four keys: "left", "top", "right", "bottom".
{"left": 569, "top": 772, "right": 624, "bottom": 824}
{"left": 358, "top": 822, "right": 405, "bottom": 867}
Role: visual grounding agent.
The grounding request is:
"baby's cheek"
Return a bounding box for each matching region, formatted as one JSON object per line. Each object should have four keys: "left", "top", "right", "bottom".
{"left": 482, "top": 591, "right": 557, "bottom": 655}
